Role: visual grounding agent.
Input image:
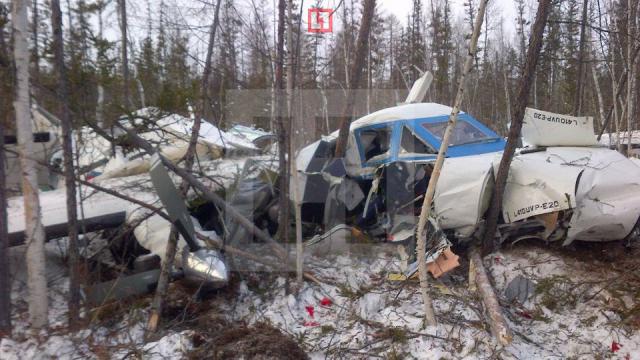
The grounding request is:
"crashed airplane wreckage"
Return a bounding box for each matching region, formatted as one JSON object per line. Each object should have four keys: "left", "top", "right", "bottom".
{"left": 7, "top": 86, "right": 640, "bottom": 300}
{"left": 296, "top": 103, "right": 640, "bottom": 278}
{"left": 7, "top": 107, "right": 278, "bottom": 301}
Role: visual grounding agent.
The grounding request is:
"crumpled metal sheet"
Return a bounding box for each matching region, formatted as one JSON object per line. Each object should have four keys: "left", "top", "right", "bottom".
{"left": 498, "top": 152, "right": 581, "bottom": 223}
{"left": 434, "top": 146, "right": 640, "bottom": 244}
{"left": 434, "top": 153, "right": 494, "bottom": 238}
{"left": 544, "top": 147, "right": 640, "bottom": 243}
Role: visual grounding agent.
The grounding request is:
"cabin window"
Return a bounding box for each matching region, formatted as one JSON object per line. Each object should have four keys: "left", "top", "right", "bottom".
{"left": 422, "top": 120, "right": 488, "bottom": 146}
{"left": 359, "top": 127, "right": 392, "bottom": 162}
{"left": 399, "top": 126, "right": 435, "bottom": 155}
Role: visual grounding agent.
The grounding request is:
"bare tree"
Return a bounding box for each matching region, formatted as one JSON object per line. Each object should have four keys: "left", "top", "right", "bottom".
{"left": 118, "top": 0, "right": 131, "bottom": 109}
{"left": 0, "top": 119, "right": 9, "bottom": 336}
{"left": 482, "top": 0, "right": 552, "bottom": 253}
{"left": 334, "top": 0, "right": 377, "bottom": 158}
{"left": 0, "top": 1, "right": 11, "bottom": 336}
{"left": 50, "top": 0, "right": 81, "bottom": 327}
{"left": 13, "top": 0, "right": 48, "bottom": 330}
{"left": 285, "top": 0, "right": 304, "bottom": 290}
{"left": 31, "top": 0, "right": 40, "bottom": 83}
{"left": 573, "top": 0, "right": 589, "bottom": 115}
{"left": 627, "top": 0, "right": 638, "bottom": 156}
{"left": 274, "top": 0, "right": 290, "bottom": 247}
{"left": 414, "top": 0, "right": 489, "bottom": 328}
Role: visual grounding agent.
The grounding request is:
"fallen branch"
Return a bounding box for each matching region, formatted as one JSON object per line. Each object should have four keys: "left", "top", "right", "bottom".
{"left": 469, "top": 246, "right": 512, "bottom": 346}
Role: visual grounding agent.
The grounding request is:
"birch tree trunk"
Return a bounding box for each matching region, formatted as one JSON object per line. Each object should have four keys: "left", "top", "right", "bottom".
{"left": 0, "top": 2, "right": 11, "bottom": 335}
{"left": 285, "top": 0, "right": 303, "bottom": 290}
{"left": 414, "top": 0, "right": 489, "bottom": 327}
{"left": 590, "top": 44, "right": 606, "bottom": 127}
{"left": 118, "top": 0, "right": 131, "bottom": 110}
{"left": 481, "top": 0, "right": 551, "bottom": 253}
{"left": 0, "top": 121, "right": 10, "bottom": 336}
{"left": 573, "top": 0, "right": 589, "bottom": 115}
{"left": 13, "top": 0, "right": 48, "bottom": 330}
{"left": 51, "top": 0, "right": 81, "bottom": 327}
{"left": 147, "top": 0, "right": 222, "bottom": 333}
{"left": 627, "top": 0, "right": 638, "bottom": 157}
{"left": 334, "top": 0, "right": 377, "bottom": 158}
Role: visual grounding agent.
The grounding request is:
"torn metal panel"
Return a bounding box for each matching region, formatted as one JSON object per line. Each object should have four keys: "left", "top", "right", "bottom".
{"left": 498, "top": 152, "right": 581, "bottom": 223}
{"left": 433, "top": 153, "right": 494, "bottom": 238}
{"left": 522, "top": 108, "right": 597, "bottom": 147}
{"left": 550, "top": 147, "right": 640, "bottom": 243}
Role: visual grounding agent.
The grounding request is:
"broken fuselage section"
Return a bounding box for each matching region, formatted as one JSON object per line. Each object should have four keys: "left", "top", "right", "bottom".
{"left": 295, "top": 103, "right": 640, "bottom": 272}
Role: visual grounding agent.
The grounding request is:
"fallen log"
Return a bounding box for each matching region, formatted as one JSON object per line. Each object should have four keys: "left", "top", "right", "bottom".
{"left": 469, "top": 246, "right": 513, "bottom": 346}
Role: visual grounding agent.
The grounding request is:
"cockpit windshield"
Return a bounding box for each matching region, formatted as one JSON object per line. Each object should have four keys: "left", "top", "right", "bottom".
{"left": 421, "top": 120, "right": 493, "bottom": 146}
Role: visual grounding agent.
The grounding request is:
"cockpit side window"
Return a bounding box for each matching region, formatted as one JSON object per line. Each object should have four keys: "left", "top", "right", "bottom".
{"left": 359, "top": 127, "right": 392, "bottom": 162}
{"left": 400, "top": 125, "right": 436, "bottom": 155}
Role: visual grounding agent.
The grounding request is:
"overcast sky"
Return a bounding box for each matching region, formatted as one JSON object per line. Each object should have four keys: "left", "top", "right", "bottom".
{"left": 304, "top": 0, "right": 520, "bottom": 33}
{"left": 91, "top": 0, "right": 528, "bottom": 67}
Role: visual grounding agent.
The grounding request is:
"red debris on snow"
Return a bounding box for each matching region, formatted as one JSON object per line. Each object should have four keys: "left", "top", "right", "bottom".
{"left": 305, "top": 305, "right": 315, "bottom": 318}
{"left": 320, "top": 297, "right": 332, "bottom": 307}
{"left": 516, "top": 311, "right": 532, "bottom": 319}
{"left": 611, "top": 341, "right": 622, "bottom": 353}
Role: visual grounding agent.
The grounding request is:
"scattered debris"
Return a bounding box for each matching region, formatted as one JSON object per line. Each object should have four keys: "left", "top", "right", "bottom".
{"left": 504, "top": 275, "right": 535, "bottom": 304}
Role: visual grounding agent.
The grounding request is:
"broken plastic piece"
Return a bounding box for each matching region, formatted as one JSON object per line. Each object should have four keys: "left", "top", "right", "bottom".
{"left": 426, "top": 248, "right": 460, "bottom": 278}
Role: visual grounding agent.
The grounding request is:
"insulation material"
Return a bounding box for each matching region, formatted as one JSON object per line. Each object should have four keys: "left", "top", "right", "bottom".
{"left": 522, "top": 108, "right": 597, "bottom": 147}
{"left": 499, "top": 153, "right": 581, "bottom": 223}
{"left": 161, "top": 115, "right": 257, "bottom": 151}
{"left": 433, "top": 153, "right": 495, "bottom": 238}
{"left": 132, "top": 213, "right": 208, "bottom": 263}
{"left": 94, "top": 141, "right": 215, "bottom": 182}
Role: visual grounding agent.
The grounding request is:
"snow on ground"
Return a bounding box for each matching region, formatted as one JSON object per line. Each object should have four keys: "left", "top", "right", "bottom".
{"left": 1, "top": 241, "right": 639, "bottom": 359}
{"left": 3, "top": 151, "right": 640, "bottom": 359}
{"left": 214, "top": 242, "right": 640, "bottom": 359}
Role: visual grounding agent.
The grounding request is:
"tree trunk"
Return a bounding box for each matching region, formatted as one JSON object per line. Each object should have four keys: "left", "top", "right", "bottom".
{"left": 96, "top": 85, "right": 105, "bottom": 128}
{"left": 334, "top": 0, "right": 377, "bottom": 158}
{"left": 118, "top": 0, "right": 131, "bottom": 110}
{"left": 469, "top": 246, "right": 513, "bottom": 345}
{"left": 31, "top": 0, "right": 40, "bottom": 84}
{"left": 573, "top": 0, "right": 589, "bottom": 115}
{"left": 147, "top": 0, "right": 222, "bottom": 333}
{"left": 481, "top": 0, "right": 551, "bottom": 253}
{"left": 13, "top": 0, "right": 48, "bottom": 330}
{"left": 274, "top": 0, "right": 290, "bottom": 246}
{"left": 285, "top": 0, "right": 303, "bottom": 290}
{"left": 414, "top": 0, "right": 489, "bottom": 328}
{"left": 627, "top": 0, "right": 638, "bottom": 157}
{"left": 0, "top": 2, "right": 11, "bottom": 336}
{"left": 590, "top": 34, "right": 606, "bottom": 129}
{"left": 51, "top": 0, "right": 81, "bottom": 327}
{"left": 0, "top": 121, "right": 10, "bottom": 336}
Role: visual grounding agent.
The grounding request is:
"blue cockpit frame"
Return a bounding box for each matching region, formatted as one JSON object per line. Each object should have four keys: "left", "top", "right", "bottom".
{"left": 353, "top": 113, "right": 506, "bottom": 169}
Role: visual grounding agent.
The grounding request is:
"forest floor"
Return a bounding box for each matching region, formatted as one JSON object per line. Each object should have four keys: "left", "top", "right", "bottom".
{"left": 1, "top": 237, "right": 639, "bottom": 359}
